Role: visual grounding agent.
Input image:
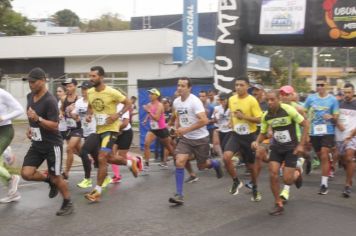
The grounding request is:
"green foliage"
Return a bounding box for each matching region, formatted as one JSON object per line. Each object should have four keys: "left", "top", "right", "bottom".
{"left": 80, "top": 13, "right": 129, "bottom": 32}
{"left": 0, "top": 9, "right": 35, "bottom": 36}
{"left": 53, "top": 9, "right": 80, "bottom": 27}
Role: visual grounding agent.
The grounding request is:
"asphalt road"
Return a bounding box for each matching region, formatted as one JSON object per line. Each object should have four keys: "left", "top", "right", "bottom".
{"left": 0, "top": 124, "right": 355, "bottom": 236}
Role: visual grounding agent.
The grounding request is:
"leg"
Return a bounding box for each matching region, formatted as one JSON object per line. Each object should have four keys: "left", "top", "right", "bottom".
{"left": 143, "top": 131, "right": 156, "bottom": 166}
{"left": 269, "top": 161, "right": 282, "bottom": 205}
{"left": 64, "top": 136, "right": 81, "bottom": 178}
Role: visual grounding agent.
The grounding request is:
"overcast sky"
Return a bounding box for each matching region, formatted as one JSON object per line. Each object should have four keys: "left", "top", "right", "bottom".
{"left": 12, "top": 0, "right": 218, "bottom": 20}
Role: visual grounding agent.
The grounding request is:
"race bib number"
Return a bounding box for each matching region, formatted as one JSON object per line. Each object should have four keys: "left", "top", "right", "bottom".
{"left": 234, "top": 124, "right": 249, "bottom": 135}
{"left": 150, "top": 120, "right": 159, "bottom": 130}
{"left": 314, "top": 124, "right": 327, "bottom": 135}
{"left": 30, "top": 127, "right": 42, "bottom": 141}
{"left": 274, "top": 130, "right": 292, "bottom": 143}
{"left": 95, "top": 114, "right": 108, "bottom": 126}
{"left": 179, "top": 114, "right": 190, "bottom": 126}
{"left": 338, "top": 115, "right": 348, "bottom": 125}
{"left": 65, "top": 118, "right": 77, "bottom": 128}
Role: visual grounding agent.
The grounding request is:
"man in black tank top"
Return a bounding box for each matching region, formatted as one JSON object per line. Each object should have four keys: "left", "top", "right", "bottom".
{"left": 61, "top": 78, "right": 82, "bottom": 179}
{"left": 21, "top": 67, "right": 73, "bottom": 216}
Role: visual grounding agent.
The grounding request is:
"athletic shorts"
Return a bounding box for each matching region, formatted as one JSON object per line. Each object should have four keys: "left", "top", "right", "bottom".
{"left": 224, "top": 132, "right": 257, "bottom": 164}
{"left": 336, "top": 138, "right": 356, "bottom": 155}
{"left": 175, "top": 136, "right": 210, "bottom": 164}
{"left": 310, "top": 135, "right": 335, "bottom": 153}
{"left": 150, "top": 128, "right": 169, "bottom": 139}
{"left": 63, "top": 128, "right": 83, "bottom": 140}
{"left": 23, "top": 144, "right": 63, "bottom": 176}
{"left": 116, "top": 129, "right": 133, "bottom": 150}
{"left": 269, "top": 148, "right": 297, "bottom": 168}
{"left": 98, "top": 131, "right": 118, "bottom": 152}
{"left": 218, "top": 131, "right": 233, "bottom": 152}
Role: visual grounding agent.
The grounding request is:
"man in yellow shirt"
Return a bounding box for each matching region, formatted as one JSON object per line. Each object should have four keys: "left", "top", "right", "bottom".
{"left": 84, "top": 66, "right": 139, "bottom": 202}
{"left": 223, "top": 77, "right": 262, "bottom": 201}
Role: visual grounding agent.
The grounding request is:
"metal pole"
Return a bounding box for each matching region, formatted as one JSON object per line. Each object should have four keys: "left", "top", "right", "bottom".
{"left": 311, "top": 47, "right": 318, "bottom": 91}
{"left": 288, "top": 48, "right": 294, "bottom": 85}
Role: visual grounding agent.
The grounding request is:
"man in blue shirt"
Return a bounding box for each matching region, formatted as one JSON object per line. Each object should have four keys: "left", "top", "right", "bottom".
{"left": 304, "top": 77, "right": 339, "bottom": 195}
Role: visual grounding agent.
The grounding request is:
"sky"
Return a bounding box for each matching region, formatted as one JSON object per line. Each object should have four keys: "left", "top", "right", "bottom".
{"left": 12, "top": 0, "right": 219, "bottom": 20}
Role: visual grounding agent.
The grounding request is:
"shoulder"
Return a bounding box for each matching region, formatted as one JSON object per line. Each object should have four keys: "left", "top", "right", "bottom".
{"left": 87, "top": 88, "right": 95, "bottom": 94}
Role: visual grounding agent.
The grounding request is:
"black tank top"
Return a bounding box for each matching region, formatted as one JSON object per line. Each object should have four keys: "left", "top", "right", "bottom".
{"left": 63, "top": 95, "right": 81, "bottom": 129}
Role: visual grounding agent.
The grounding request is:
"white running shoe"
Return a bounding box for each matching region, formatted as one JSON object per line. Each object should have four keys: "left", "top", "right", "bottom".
{"left": 0, "top": 192, "right": 21, "bottom": 203}
{"left": 8, "top": 175, "right": 20, "bottom": 196}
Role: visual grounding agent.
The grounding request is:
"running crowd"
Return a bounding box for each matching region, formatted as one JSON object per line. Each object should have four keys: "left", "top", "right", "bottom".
{"left": 0, "top": 66, "right": 355, "bottom": 217}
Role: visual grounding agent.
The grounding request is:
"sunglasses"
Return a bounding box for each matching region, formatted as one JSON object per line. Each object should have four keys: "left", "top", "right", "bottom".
{"left": 316, "top": 84, "right": 325, "bottom": 87}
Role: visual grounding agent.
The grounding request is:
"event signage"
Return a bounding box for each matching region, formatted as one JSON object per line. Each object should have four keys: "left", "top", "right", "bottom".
{"left": 182, "top": 0, "right": 198, "bottom": 64}
{"left": 259, "top": 0, "right": 306, "bottom": 35}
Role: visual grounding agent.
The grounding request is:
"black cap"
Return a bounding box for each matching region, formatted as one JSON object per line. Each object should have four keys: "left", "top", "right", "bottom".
{"left": 62, "top": 78, "right": 78, "bottom": 86}
{"left": 78, "top": 81, "right": 93, "bottom": 89}
{"left": 22, "top": 67, "right": 46, "bottom": 81}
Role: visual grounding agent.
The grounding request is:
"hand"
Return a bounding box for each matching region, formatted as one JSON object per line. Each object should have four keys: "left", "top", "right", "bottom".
{"left": 27, "top": 107, "right": 39, "bottom": 122}
{"left": 234, "top": 110, "right": 244, "bottom": 120}
{"left": 323, "top": 114, "right": 333, "bottom": 120}
{"left": 26, "top": 128, "right": 32, "bottom": 140}
{"left": 293, "top": 144, "right": 304, "bottom": 156}
{"left": 106, "top": 114, "right": 119, "bottom": 124}
{"left": 143, "top": 104, "right": 151, "bottom": 113}
{"left": 175, "top": 127, "right": 189, "bottom": 137}
{"left": 251, "top": 141, "right": 259, "bottom": 150}
{"left": 86, "top": 115, "right": 92, "bottom": 123}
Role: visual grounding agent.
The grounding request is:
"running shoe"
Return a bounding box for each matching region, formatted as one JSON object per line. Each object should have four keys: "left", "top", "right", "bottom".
{"left": 213, "top": 161, "right": 224, "bottom": 179}
{"left": 328, "top": 167, "right": 335, "bottom": 178}
{"left": 280, "top": 189, "right": 290, "bottom": 201}
{"left": 297, "top": 158, "right": 304, "bottom": 174}
{"left": 111, "top": 176, "right": 122, "bottom": 184}
{"left": 136, "top": 156, "right": 143, "bottom": 171}
{"left": 251, "top": 189, "right": 262, "bottom": 202}
{"left": 0, "top": 191, "right": 21, "bottom": 203}
{"left": 312, "top": 159, "right": 320, "bottom": 169}
{"left": 77, "top": 178, "right": 92, "bottom": 188}
{"left": 102, "top": 176, "right": 112, "bottom": 188}
{"left": 318, "top": 185, "right": 328, "bottom": 195}
{"left": 230, "top": 180, "right": 243, "bottom": 195}
{"left": 184, "top": 176, "right": 199, "bottom": 183}
{"left": 295, "top": 168, "right": 303, "bottom": 189}
{"left": 56, "top": 200, "right": 74, "bottom": 216}
{"left": 343, "top": 186, "right": 351, "bottom": 198}
{"left": 159, "top": 163, "right": 168, "bottom": 168}
{"left": 85, "top": 189, "right": 101, "bottom": 202}
{"left": 129, "top": 158, "right": 139, "bottom": 178}
{"left": 168, "top": 194, "right": 184, "bottom": 205}
{"left": 48, "top": 178, "right": 58, "bottom": 198}
{"left": 141, "top": 165, "right": 150, "bottom": 176}
{"left": 8, "top": 175, "right": 20, "bottom": 196}
{"left": 245, "top": 181, "right": 253, "bottom": 190}
{"left": 269, "top": 203, "right": 284, "bottom": 216}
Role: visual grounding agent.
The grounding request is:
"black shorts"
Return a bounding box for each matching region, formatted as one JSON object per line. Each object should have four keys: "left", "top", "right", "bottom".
{"left": 116, "top": 129, "right": 133, "bottom": 150}
{"left": 150, "top": 128, "right": 169, "bottom": 139}
{"left": 63, "top": 128, "right": 83, "bottom": 140}
{"left": 269, "top": 148, "right": 297, "bottom": 168}
{"left": 219, "top": 131, "right": 233, "bottom": 152}
{"left": 99, "top": 132, "right": 118, "bottom": 152}
{"left": 23, "top": 144, "right": 63, "bottom": 176}
{"left": 310, "top": 135, "right": 335, "bottom": 153}
{"left": 225, "top": 132, "right": 256, "bottom": 164}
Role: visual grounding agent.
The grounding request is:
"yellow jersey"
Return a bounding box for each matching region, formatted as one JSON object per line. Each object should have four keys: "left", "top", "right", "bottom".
{"left": 88, "top": 86, "right": 126, "bottom": 134}
{"left": 228, "top": 94, "right": 262, "bottom": 134}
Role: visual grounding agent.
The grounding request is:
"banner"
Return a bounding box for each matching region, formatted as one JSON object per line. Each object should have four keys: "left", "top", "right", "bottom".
{"left": 183, "top": 0, "right": 198, "bottom": 64}
{"left": 259, "top": 0, "right": 306, "bottom": 35}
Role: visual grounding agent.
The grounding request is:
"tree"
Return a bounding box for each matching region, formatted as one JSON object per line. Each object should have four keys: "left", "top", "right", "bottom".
{"left": 0, "top": 9, "right": 35, "bottom": 36}
{"left": 80, "top": 13, "right": 129, "bottom": 32}
{"left": 53, "top": 9, "right": 80, "bottom": 27}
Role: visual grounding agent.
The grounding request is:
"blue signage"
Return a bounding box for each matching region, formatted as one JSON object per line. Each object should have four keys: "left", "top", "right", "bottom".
{"left": 182, "top": 0, "right": 198, "bottom": 64}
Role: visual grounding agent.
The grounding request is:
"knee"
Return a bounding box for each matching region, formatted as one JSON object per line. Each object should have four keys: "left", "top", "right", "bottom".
{"left": 223, "top": 153, "right": 232, "bottom": 163}
{"left": 21, "top": 169, "right": 32, "bottom": 181}
{"left": 269, "top": 171, "right": 279, "bottom": 180}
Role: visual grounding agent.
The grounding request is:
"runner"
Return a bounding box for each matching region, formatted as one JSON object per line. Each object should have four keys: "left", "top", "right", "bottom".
{"left": 21, "top": 67, "right": 73, "bottom": 216}
{"left": 335, "top": 83, "right": 356, "bottom": 198}
{"left": 304, "top": 77, "right": 339, "bottom": 195}
{"left": 252, "top": 90, "right": 309, "bottom": 216}
{"left": 142, "top": 88, "right": 174, "bottom": 174}
{"left": 71, "top": 81, "right": 97, "bottom": 189}
{"left": 84, "top": 66, "right": 139, "bottom": 202}
{"left": 61, "top": 78, "right": 82, "bottom": 179}
{"left": 223, "top": 77, "right": 262, "bottom": 201}
{"left": 0, "top": 87, "right": 24, "bottom": 203}
{"left": 56, "top": 86, "right": 67, "bottom": 139}
{"left": 168, "top": 77, "right": 223, "bottom": 205}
